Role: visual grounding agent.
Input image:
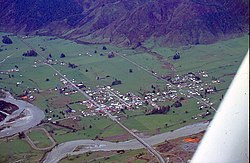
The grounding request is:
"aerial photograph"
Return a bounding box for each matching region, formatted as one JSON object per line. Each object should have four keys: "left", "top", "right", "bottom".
{"left": 0, "top": 0, "right": 249, "bottom": 163}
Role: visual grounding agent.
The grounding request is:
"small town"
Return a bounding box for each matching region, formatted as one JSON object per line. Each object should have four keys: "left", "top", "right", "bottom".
{"left": 0, "top": 46, "right": 222, "bottom": 127}
{"left": 0, "top": 1, "right": 248, "bottom": 162}
{"left": 36, "top": 69, "right": 219, "bottom": 122}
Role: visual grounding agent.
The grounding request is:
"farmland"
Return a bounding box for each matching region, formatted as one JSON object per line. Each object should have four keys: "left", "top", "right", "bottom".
{"left": 0, "top": 136, "right": 44, "bottom": 162}
{"left": 0, "top": 31, "right": 248, "bottom": 162}
{"left": 26, "top": 128, "right": 55, "bottom": 149}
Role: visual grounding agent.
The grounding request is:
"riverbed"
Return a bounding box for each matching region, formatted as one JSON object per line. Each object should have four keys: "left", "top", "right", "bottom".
{"left": 0, "top": 91, "right": 45, "bottom": 138}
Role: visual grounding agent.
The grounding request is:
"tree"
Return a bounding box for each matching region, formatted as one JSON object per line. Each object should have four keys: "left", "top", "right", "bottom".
{"left": 205, "top": 89, "right": 208, "bottom": 96}
{"left": 179, "top": 97, "right": 185, "bottom": 101}
{"left": 68, "top": 63, "right": 78, "bottom": 69}
{"left": 18, "top": 132, "right": 25, "bottom": 139}
{"left": 112, "top": 79, "right": 122, "bottom": 86}
{"left": 22, "top": 50, "right": 38, "bottom": 57}
{"left": 121, "top": 108, "right": 126, "bottom": 114}
{"left": 173, "top": 100, "right": 182, "bottom": 108}
{"left": 2, "top": 36, "right": 13, "bottom": 44}
{"left": 149, "top": 105, "right": 170, "bottom": 115}
{"left": 108, "top": 52, "right": 115, "bottom": 58}
{"left": 129, "top": 69, "right": 133, "bottom": 73}
{"left": 60, "top": 53, "right": 66, "bottom": 58}
{"left": 102, "top": 46, "right": 107, "bottom": 50}
{"left": 173, "top": 52, "right": 180, "bottom": 60}
{"left": 45, "top": 78, "right": 50, "bottom": 81}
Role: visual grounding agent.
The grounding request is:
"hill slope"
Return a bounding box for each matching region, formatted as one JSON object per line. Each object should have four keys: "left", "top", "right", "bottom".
{"left": 0, "top": 0, "right": 248, "bottom": 47}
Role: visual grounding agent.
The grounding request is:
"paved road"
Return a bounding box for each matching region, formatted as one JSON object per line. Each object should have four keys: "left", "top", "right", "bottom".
{"left": 46, "top": 63, "right": 165, "bottom": 162}
{"left": 103, "top": 86, "right": 165, "bottom": 162}
{"left": 18, "top": 37, "right": 166, "bottom": 163}
{"left": 115, "top": 52, "right": 217, "bottom": 112}
{"left": 113, "top": 117, "right": 165, "bottom": 163}
{"left": 0, "top": 92, "right": 45, "bottom": 138}
{"left": 0, "top": 54, "right": 13, "bottom": 64}
{"left": 43, "top": 121, "right": 209, "bottom": 163}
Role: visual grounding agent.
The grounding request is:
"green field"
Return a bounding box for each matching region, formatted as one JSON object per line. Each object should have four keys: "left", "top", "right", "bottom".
{"left": 121, "top": 98, "right": 213, "bottom": 135}
{"left": 0, "top": 33, "right": 168, "bottom": 94}
{"left": 60, "top": 149, "right": 148, "bottom": 163}
{"left": 0, "top": 137, "right": 43, "bottom": 162}
{"left": 27, "top": 129, "right": 53, "bottom": 148}
{"left": 0, "top": 31, "right": 249, "bottom": 162}
{"left": 42, "top": 116, "right": 126, "bottom": 144}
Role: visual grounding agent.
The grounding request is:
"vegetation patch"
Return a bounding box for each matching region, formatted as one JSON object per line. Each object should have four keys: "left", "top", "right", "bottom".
{"left": 27, "top": 129, "right": 54, "bottom": 148}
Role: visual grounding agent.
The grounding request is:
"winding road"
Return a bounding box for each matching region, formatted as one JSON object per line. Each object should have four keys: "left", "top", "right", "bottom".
{"left": 18, "top": 37, "right": 166, "bottom": 163}
{"left": 43, "top": 121, "right": 209, "bottom": 163}
{"left": 25, "top": 128, "right": 56, "bottom": 151}
{"left": 16, "top": 36, "right": 211, "bottom": 163}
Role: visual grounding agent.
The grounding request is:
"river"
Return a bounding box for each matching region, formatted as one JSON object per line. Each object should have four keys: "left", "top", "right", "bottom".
{"left": 44, "top": 122, "right": 209, "bottom": 163}
{"left": 0, "top": 91, "right": 45, "bottom": 138}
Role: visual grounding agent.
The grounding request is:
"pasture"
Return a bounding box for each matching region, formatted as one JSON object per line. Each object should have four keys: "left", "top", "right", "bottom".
{"left": 0, "top": 31, "right": 248, "bottom": 146}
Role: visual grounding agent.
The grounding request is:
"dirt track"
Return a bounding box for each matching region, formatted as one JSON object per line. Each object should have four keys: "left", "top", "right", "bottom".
{"left": 25, "top": 128, "right": 56, "bottom": 151}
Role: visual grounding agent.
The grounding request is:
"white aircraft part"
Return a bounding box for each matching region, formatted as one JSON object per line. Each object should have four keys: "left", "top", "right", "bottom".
{"left": 191, "top": 51, "right": 249, "bottom": 163}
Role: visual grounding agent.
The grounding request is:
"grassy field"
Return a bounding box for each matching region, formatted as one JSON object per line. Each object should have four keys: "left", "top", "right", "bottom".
{"left": 0, "top": 36, "right": 69, "bottom": 99}
{"left": 150, "top": 35, "right": 249, "bottom": 84}
{"left": 42, "top": 116, "right": 126, "bottom": 144}
{"left": 0, "top": 137, "right": 43, "bottom": 162}
{"left": 122, "top": 98, "right": 213, "bottom": 135}
{"left": 0, "top": 31, "right": 248, "bottom": 162}
{"left": 60, "top": 149, "right": 149, "bottom": 163}
{"left": 27, "top": 129, "right": 53, "bottom": 148}
{"left": 8, "top": 34, "right": 166, "bottom": 94}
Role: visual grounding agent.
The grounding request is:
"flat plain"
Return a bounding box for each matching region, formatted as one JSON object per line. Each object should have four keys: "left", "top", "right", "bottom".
{"left": 0, "top": 32, "right": 248, "bottom": 162}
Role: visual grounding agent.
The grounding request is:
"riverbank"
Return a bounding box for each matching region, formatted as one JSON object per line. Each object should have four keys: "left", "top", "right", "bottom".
{"left": 43, "top": 121, "right": 209, "bottom": 163}
{"left": 0, "top": 91, "right": 45, "bottom": 138}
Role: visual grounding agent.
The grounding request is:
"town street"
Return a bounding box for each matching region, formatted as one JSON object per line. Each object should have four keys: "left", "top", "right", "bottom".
{"left": 18, "top": 37, "right": 166, "bottom": 163}
{"left": 115, "top": 52, "right": 217, "bottom": 112}
{"left": 43, "top": 121, "right": 209, "bottom": 163}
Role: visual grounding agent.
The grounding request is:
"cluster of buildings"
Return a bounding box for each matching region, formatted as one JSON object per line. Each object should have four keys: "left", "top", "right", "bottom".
{"left": 169, "top": 71, "right": 218, "bottom": 107}
{"left": 0, "top": 68, "right": 19, "bottom": 74}
{"left": 26, "top": 64, "right": 220, "bottom": 121}
{"left": 81, "top": 86, "right": 143, "bottom": 115}
{"left": 59, "top": 71, "right": 220, "bottom": 119}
